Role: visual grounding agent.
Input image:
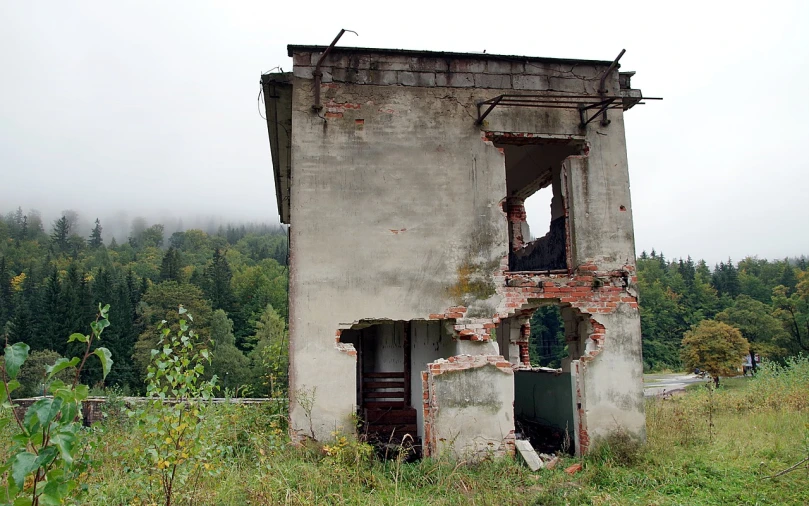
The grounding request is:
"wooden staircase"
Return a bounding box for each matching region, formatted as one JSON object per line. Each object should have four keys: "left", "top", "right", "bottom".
{"left": 361, "top": 371, "right": 417, "bottom": 440}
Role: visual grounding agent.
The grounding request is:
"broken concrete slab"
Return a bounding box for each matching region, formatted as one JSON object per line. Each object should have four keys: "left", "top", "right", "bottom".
{"left": 515, "top": 440, "right": 544, "bottom": 471}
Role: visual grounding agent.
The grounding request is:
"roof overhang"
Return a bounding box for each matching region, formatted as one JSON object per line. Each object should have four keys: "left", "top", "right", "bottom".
{"left": 260, "top": 72, "right": 292, "bottom": 224}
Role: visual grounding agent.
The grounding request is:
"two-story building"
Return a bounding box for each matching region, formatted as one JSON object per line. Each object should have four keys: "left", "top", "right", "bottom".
{"left": 261, "top": 41, "right": 649, "bottom": 459}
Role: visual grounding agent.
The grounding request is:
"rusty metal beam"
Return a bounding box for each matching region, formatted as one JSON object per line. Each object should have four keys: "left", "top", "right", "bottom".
{"left": 312, "top": 28, "right": 358, "bottom": 112}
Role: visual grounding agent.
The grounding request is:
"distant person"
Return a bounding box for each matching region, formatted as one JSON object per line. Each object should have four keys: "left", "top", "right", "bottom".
{"left": 743, "top": 354, "right": 753, "bottom": 376}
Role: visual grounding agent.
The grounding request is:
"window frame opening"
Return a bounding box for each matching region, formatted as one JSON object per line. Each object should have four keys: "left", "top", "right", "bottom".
{"left": 495, "top": 138, "right": 585, "bottom": 273}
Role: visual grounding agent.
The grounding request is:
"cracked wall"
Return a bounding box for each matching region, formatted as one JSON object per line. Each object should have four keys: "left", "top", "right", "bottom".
{"left": 282, "top": 47, "right": 644, "bottom": 455}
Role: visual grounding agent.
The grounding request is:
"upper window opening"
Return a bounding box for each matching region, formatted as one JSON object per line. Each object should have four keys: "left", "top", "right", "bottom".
{"left": 496, "top": 139, "right": 583, "bottom": 272}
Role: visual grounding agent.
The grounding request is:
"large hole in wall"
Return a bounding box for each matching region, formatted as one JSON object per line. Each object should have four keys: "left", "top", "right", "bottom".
{"left": 510, "top": 303, "right": 589, "bottom": 455}
{"left": 338, "top": 319, "right": 455, "bottom": 458}
{"left": 496, "top": 139, "right": 583, "bottom": 272}
{"left": 523, "top": 185, "right": 552, "bottom": 240}
{"left": 530, "top": 306, "right": 567, "bottom": 368}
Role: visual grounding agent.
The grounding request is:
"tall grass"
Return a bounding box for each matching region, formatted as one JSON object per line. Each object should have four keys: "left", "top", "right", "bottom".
{"left": 2, "top": 357, "right": 808, "bottom": 505}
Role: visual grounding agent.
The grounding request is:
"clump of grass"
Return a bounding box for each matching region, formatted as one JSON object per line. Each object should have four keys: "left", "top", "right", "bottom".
{"left": 588, "top": 428, "right": 644, "bottom": 466}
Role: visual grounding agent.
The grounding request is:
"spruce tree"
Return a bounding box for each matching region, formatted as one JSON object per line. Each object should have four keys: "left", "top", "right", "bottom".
{"left": 37, "top": 269, "right": 63, "bottom": 353}
{"left": 60, "top": 264, "right": 90, "bottom": 357}
{"left": 19, "top": 215, "right": 28, "bottom": 241}
{"left": 204, "top": 248, "right": 234, "bottom": 312}
{"left": 105, "top": 275, "right": 137, "bottom": 389}
{"left": 725, "top": 259, "right": 741, "bottom": 298}
{"left": 8, "top": 294, "right": 35, "bottom": 347}
{"left": 92, "top": 268, "right": 115, "bottom": 306}
{"left": 8, "top": 272, "right": 39, "bottom": 348}
{"left": 50, "top": 216, "right": 71, "bottom": 254}
{"left": 159, "top": 247, "right": 182, "bottom": 282}
{"left": 89, "top": 218, "right": 103, "bottom": 248}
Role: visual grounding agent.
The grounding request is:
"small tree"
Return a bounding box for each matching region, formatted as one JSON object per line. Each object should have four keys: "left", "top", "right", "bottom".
{"left": 248, "top": 304, "right": 288, "bottom": 396}
{"left": 681, "top": 320, "right": 749, "bottom": 386}
{"left": 129, "top": 306, "right": 219, "bottom": 506}
{"left": 88, "top": 218, "right": 103, "bottom": 249}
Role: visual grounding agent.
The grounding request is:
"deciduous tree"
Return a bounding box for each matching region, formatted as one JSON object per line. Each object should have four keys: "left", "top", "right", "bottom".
{"left": 681, "top": 320, "right": 749, "bottom": 386}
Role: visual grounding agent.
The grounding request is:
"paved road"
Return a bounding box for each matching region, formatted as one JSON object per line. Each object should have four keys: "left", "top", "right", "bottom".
{"left": 643, "top": 373, "right": 709, "bottom": 397}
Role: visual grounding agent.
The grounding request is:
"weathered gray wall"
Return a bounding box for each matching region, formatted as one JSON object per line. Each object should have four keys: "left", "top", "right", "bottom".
{"left": 566, "top": 140, "right": 637, "bottom": 271}
{"left": 514, "top": 370, "right": 575, "bottom": 436}
{"left": 287, "top": 76, "right": 511, "bottom": 439}
{"left": 579, "top": 306, "right": 646, "bottom": 444}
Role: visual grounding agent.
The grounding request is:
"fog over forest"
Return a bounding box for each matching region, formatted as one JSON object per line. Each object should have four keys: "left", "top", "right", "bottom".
{"left": 1, "top": 206, "right": 282, "bottom": 246}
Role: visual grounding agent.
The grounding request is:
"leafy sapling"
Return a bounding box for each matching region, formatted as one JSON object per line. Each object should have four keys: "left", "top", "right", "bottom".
{"left": 0, "top": 303, "right": 113, "bottom": 506}
{"left": 129, "top": 305, "right": 220, "bottom": 506}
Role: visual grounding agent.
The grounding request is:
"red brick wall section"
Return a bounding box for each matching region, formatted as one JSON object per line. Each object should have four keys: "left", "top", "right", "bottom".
{"left": 506, "top": 198, "right": 527, "bottom": 251}
{"left": 518, "top": 322, "right": 531, "bottom": 366}
{"left": 426, "top": 260, "right": 638, "bottom": 351}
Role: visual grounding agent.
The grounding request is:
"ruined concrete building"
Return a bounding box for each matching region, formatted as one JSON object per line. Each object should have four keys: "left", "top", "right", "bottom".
{"left": 261, "top": 38, "right": 653, "bottom": 459}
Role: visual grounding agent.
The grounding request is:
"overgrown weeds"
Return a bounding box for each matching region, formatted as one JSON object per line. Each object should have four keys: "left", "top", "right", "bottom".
{"left": 4, "top": 355, "right": 809, "bottom": 505}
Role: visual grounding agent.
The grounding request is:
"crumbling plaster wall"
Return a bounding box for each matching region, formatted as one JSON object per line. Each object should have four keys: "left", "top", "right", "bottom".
{"left": 422, "top": 356, "right": 515, "bottom": 459}
{"left": 286, "top": 49, "right": 643, "bottom": 451}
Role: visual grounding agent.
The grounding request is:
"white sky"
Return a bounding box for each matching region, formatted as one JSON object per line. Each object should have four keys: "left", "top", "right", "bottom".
{"left": 1, "top": 1, "right": 808, "bottom": 265}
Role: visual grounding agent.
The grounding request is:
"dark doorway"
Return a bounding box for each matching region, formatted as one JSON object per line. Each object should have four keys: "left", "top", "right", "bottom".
{"left": 340, "top": 322, "right": 418, "bottom": 448}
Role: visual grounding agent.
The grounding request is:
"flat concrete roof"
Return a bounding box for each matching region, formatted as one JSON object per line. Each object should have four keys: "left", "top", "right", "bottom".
{"left": 287, "top": 45, "right": 616, "bottom": 67}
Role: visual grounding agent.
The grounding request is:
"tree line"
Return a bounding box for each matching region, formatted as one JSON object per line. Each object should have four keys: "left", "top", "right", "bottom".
{"left": 0, "top": 207, "right": 289, "bottom": 396}
{"left": 532, "top": 251, "right": 808, "bottom": 371}
{"left": 3, "top": 205, "right": 808, "bottom": 389}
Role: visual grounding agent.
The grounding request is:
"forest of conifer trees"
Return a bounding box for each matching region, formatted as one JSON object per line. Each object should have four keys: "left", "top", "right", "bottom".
{"left": 0, "top": 207, "right": 289, "bottom": 396}
{"left": 2, "top": 206, "right": 808, "bottom": 397}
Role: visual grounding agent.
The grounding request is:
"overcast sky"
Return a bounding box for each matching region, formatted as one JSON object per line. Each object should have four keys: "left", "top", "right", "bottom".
{"left": 2, "top": 1, "right": 807, "bottom": 265}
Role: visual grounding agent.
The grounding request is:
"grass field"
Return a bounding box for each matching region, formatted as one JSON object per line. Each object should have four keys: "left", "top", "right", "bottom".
{"left": 3, "top": 357, "right": 808, "bottom": 505}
